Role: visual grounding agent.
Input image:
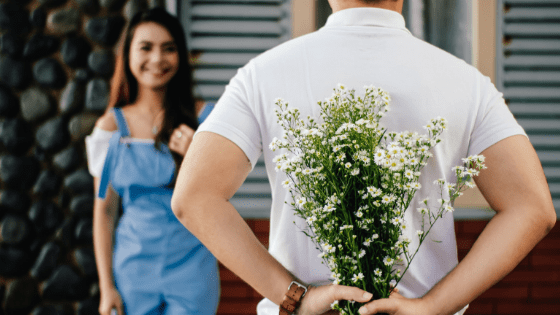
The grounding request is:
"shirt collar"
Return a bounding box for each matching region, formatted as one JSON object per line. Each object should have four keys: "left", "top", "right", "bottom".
{"left": 324, "top": 7, "right": 411, "bottom": 35}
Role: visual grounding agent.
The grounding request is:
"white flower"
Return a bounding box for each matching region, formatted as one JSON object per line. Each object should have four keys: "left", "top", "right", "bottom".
{"left": 372, "top": 233, "right": 379, "bottom": 239}
{"left": 383, "top": 256, "right": 394, "bottom": 266}
{"left": 350, "top": 168, "right": 360, "bottom": 176}
{"left": 295, "top": 197, "right": 307, "bottom": 209}
{"left": 417, "top": 230, "right": 424, "bottom": 236}
{"left": 330, "top": 300, "right": 339, "bottom": 309}
{"left": 374, "top": 268, "right": 382, "bottom": 277}
{"left": 345, "top": 162, "right": 352, "bottom": 169}
{"left": 281, "top": 179, "right": 291, "bottom": 188}
{"left": 358, "top": 249, "right": 366, "bottom": 258}
{"left": 389, "top": 280, "right": 397, "bottom": 288}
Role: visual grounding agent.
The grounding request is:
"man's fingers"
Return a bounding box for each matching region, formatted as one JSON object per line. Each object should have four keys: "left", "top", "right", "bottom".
{"left": 358, "top": 298, "right": 397, "bottom": 315}
{"left": 330, "top": 285, "right": 373, "bottom": 303}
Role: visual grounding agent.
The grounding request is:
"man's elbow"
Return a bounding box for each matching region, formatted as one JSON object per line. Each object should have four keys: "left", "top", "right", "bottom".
{"left": 171, "top": 191, "right": 190, "bottom": 223}
{"left": 542, "top": 205, "right": 557, "bottom": 233}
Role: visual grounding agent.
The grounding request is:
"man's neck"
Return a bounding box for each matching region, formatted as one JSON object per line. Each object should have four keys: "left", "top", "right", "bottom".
{"left": 329, "top": 0, "right": 403, "bottom": 14}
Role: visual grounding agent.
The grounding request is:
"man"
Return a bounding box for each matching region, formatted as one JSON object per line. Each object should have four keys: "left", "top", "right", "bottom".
{"left": 171, "top": 0, "right": 556, "bottom": 314}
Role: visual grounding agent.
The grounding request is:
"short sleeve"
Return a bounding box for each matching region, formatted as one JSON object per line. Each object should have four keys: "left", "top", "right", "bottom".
{"left": 467, "top": 74, "right": 527, "bottom": 157}
{"left": 85, "top": 127, "right": 116, "bottom": 178}
{"left": 195, "top": 63, "right": 263, "bottom": 168}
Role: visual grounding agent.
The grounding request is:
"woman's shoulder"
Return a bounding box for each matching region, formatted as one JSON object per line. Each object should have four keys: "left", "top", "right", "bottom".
{"left": 95, "top": 110, "right": 118, "bottom": 132}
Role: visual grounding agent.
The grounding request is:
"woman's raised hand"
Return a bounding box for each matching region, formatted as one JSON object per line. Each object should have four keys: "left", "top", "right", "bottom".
{"left": 99, "top": 286, "right": 124, "bottom": 315}
{"left": 169, "top": 124, "right": 195, "bottom": 156}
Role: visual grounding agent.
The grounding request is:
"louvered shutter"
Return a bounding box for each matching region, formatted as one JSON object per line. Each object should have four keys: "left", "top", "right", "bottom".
{"left": 497, "top": 0, "right": 560, "bottom": 215}
{"left": 180, "top": 1, "right": 292, "bottom": 218}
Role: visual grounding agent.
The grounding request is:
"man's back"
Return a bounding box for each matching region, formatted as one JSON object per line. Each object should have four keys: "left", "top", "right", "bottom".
{"left": 198, "top": 7, "right": 525, "bottom": 314}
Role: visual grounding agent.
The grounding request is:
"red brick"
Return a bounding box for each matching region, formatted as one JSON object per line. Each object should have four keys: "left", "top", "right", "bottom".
{"left": 531, "top": 255, "right": 560, "bottom": 267}
{"left": 461, "top": 221, "right": 488, "bottom": 235}
{"left": 454, "top": 221, "right": 463, "bottom": 234}
{"left": 464, "top": 302, "right": 494, "bottom": 314}
{"left": 220, "top": 267, "right": 243, "bottom": 282}
{"left": 502, "top": 271, "right": 560, "bottom": 283}
{"left": 221, "top": 284, "right": 252, "bottom": 298}
{"left": 496, "top": 303, "right": 560, "bottom": 314}
{"left": 245, "top": 219, "right": 255, "bottom": 231}
{"left": 456, "top": 237, "right": 476, "bottom": 251}
{"left": 217, "top": 300, "right": 259, "bottom": 314}
{"left": 478, "top": 286, "right": 528, "bottom": 299}
{"left": 534, "top": 239, "right": 560, "bottom": 250}
{"left": 256, "top": 233, "right": 269, "bottom": 247}
{"left": 252, "top": 219, "right": 270, "bottom": 233}
{"left": 532, "top": 285, "right": 560, "bottom": 299}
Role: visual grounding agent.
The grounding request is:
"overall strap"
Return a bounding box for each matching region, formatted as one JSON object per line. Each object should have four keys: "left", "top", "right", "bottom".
{"left": 113, "top": 108, "right": 130, "bottom": 137}
{"left": 97, "top": 131, "right": 121, "bottom": 199}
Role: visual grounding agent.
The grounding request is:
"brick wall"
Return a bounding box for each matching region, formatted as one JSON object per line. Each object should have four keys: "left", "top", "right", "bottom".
{"left": 216, "top": 219, "right": 560, "bottom": 315}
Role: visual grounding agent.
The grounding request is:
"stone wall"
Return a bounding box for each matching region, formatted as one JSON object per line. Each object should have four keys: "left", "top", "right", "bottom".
{"left": 0, "top": 0, "right": 164, "bottom": 314}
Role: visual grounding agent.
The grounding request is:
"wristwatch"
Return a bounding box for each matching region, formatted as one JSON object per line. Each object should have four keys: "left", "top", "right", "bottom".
{"left": 279, "top": 281, "right": 308, "bottom": 315}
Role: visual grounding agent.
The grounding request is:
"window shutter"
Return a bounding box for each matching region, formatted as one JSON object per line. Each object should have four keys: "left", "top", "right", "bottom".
{"left": 181, "top": 1, "right": 292, "bottom": 218}
{"left": 497, "top": 0, "right": 560, "bottom": 215}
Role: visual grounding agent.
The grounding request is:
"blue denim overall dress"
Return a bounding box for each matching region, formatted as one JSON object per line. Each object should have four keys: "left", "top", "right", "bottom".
{"left": 98, "top": 108, "right": 219, "bottom": 314}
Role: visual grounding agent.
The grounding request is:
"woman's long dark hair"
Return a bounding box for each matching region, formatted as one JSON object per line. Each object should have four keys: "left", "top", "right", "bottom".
{"left": 107, "top": 8, "right": 198, "bottom": 184}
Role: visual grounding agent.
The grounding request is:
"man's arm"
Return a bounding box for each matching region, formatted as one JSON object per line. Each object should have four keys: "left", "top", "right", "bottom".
{"left": 359, "top": 135, "right": 557, "bottom": 315}
{"left": 171, "top": 131, "right": 373, "bottom": 314}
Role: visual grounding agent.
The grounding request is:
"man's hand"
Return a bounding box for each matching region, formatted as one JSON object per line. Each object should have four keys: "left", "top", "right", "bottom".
{"left": 356, "top": 290, "right": 431, "bottom": 315}
{"left": 299, "top": 285, "right": 374, "bottom": 315}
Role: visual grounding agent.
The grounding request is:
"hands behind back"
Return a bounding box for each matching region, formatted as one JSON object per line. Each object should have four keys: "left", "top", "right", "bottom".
{"left": 168, "top": 124, "right": 195, "bottom": 156}
{"left": 298, "top": 285, "right": 430, "bottom": 315}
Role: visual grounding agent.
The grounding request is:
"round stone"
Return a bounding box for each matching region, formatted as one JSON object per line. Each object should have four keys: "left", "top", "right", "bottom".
{"left": 124, "top": 0, "right": 148, "bottom": 20}
{"left": 85, "top": 16, "right": 125, "bottom": 46}
{"left": 74, "top": 247, "right": 96, "bottom": 277}
{"left": 0, "top": 56, "right": 32, "bottom": 89}
{"left": 0, "top": 247, "right": 30, "bottom": 277}
{"left": 0, "top": 118, "right": 34, "bottom": 154}
{"left": 1, "top": 214, "right": 32, "bottom": 245}
{"left": 0, "top": 189, "right": 29, "bottom": 214}
{"left": 69, "top": 112, "right": 98, "bottom": 141}
{"left": 42, "top": 265, "right": 89, "bottom": 300}
{"left": 59, "top": 80, "right": 84, "bottom": 114}
{"left": 85, "top": 78, "right": 109, "bottom": 111}
{"left": 0, "top": 84, "right": 19, "bottom": 117}
{"left": 38, "top": 0, "right": 67, "bottom": 7}
{"left": 148, "top": 0, "right": 165, "bottom": 8}
{"left": 77, "top": 298, "right": 99, "bottom": 315}
{"left": 74, "top": 68, "right": 92, "bottom": 83}
{"left": 23, "top": 33, "right": 59, "bottom": 60}
{"left": 88, "top": 49, "right": 114, "bottom": 77}
{"left": 30, "top": 7, "right": 47, "bottom": 29}
{"left": 47, "top": 7, "right": 81, "bottom": 34}
{"left": 53, "top": 145, "right": 81, "bottom": 171}
{"left": 31, "top": 305, "right": 67, "bottom": 315}
{"left": 32, "top": 169, "right": 61, "bottom": 197}
{"left": 0, "top": 3, "right": 31, "bottom": 35}
{"left": 0, "top": 155, "right": 40, "bottom": 190}
{"left": 100, "top": 0, "right": 127, "bottom": 11}
{"left": 20, "top": 87, "right": 52, "bottom": 121}
{"left": 63, "top": 169, "right": 93, "bottom": 194}
{"left": 33, "top": 58, "right": 67, "bottom": 89}
{"left": 30, "top": 242, "right": 61, "bottom": 280}
{"left": 61, "top": 36, "right": 91, "bottom": 68}
{"left": 54, "top": 217, "right": 75, "bottom": 247}
{"left": 74, "top": 218, "right": 93, "bottom": 244}
{"left": 0, "top": 32, "right": 23, "bottom": 57}
{"left": 28, "top": 201, "right": 63, "bottom": 236}
{"left": 76, "top": 0, "right": 100, "bottom": 16}
{"left": 70, "top": 194, "right": 93, "bottom": 217}
{"left": 35, "top": 117, "right": 69, "bottom": 152}
{"left": 4, "top": 278, "right": 40, "bottom": 315}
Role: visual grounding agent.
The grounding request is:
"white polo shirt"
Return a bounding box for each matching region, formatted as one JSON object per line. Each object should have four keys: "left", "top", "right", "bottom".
{"left": 197, "top": 7, "right": 525, "bottom": 315}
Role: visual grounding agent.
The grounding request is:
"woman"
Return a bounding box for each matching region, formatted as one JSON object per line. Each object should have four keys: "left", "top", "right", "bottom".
{"left": 85, "top": 8, "right": 219, "bottom": 315}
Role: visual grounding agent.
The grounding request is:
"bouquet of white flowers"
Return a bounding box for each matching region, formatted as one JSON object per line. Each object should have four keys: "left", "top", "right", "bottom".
{"left": 270, "top": 85, "right": 486, "bottom": 314}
